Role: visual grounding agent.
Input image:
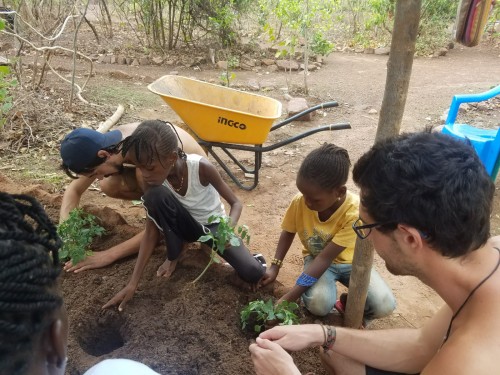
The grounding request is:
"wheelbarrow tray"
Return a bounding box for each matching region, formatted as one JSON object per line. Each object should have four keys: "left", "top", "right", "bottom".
{"left": 148, "top": 75, "right": 282, "bottom": 145}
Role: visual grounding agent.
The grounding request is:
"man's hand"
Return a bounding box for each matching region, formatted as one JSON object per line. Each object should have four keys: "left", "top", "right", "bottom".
{"left": 249, "top": 337, "right": 301, "bottom": 375}
{"left": 64, "top": 251, "right": 115, "bottom": 273}
{"left": 259, "top": 267, "right": 279, "bottom": 288}
{"left": 259, "top": 324, "right": 325, "bottom": 352}
{"left": 103, "top": 283, "right": 137, "bottom": 311}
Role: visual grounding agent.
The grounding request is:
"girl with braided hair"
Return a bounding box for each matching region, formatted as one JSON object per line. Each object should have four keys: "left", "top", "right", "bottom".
{"left": 0, "top": 192, "right": 65, "bottom": 375}
{"left": 103, "top": 121, "right": 266, "bottom": 311}
{"left": 259, "top": 143, "right": 395, "bottom": 324}
{"left": 0, "top": 192, "right": 160, "bottom": 375}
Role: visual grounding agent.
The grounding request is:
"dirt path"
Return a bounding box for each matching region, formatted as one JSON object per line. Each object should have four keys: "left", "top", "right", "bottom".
{"left": 1, "top": 41, "right": 499, "bottom": 374}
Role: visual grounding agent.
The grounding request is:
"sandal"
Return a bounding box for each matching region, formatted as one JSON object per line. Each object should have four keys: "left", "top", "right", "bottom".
{"left": 334, "top": 292, "right": 348, "bottom": 315}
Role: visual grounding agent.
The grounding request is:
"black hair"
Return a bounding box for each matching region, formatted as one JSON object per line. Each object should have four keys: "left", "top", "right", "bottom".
{"left": 0, "top": 193, "right": 62, "bottom": 375}
{"left": 298, "top": 143, "right": 351, "bottom": 190}
{"left": 60, "top": 142, "right": 123, "bottom": 179}
{"left": 61, "top": 121, "right": 187, "bottom": 178}
{"left": 121, "top": 120, "right": 186, "bottom": 167}
{"left": 352, "top": 131, "right": 494, "bottom": 258}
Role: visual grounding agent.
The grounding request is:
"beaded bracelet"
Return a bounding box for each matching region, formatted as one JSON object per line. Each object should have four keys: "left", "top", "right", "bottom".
{"left": 296, "top": 272, "right": 318, "bottom": 287}
{"left": 271, "top": 258, "right": 283, "bottom": 268}
{"left": 321, "top": 324, "right": 336, "bottom": 351}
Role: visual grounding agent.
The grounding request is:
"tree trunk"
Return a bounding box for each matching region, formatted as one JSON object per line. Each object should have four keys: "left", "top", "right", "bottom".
{"left": 375, "top": 0, "right": 421, "bottom": 142}
{"left": 344, "top": 0, "right": 421, "bottom": 329}
{"left": 344, "top": 237, "right": 373, "bottom": 329}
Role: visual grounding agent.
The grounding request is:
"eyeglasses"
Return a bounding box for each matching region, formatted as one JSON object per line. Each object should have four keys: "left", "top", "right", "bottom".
{"left": 352, "top": 217, "right": 394, "bottom": 239}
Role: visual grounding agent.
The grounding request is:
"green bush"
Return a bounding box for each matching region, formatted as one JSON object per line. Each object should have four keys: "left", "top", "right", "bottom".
{"left": 362, "top": 0, "right": 458, "bottom": 54}
{"left": 311, "top": 32, "right": 335, "bottom": 56}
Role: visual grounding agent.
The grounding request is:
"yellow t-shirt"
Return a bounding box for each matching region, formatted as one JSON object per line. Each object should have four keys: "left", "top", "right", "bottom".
{"left": 281, "top": 191, "right": 359, "bottom": 264}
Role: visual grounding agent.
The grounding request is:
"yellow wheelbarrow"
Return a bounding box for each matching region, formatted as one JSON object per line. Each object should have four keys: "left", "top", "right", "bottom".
{"left": 148, "top": 75, "right": 351, "bottom": 190}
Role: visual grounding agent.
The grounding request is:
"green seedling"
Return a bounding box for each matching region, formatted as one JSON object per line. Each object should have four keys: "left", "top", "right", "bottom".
{"left": 57, "top": 208, "right": 105, "bottom": 265}
{"left": 193, "top": 214, "right": 250, "bottom": 283}
{"left": 240, "top": 298, "right": 300, "bottom": 333}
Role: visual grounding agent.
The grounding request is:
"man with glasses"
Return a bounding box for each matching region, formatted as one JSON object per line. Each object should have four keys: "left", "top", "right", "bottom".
{"left": 250, "top": 131, "right": 500, "bottom": 375}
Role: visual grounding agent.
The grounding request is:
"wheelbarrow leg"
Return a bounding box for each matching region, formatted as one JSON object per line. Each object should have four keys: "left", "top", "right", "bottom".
{"left": 202, "top": 143, "right": 262, "bottom": 191}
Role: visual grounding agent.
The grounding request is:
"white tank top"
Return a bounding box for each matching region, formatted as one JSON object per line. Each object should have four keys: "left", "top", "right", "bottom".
{"left": 163, "top": 154, "right": 225, "bottom": 225}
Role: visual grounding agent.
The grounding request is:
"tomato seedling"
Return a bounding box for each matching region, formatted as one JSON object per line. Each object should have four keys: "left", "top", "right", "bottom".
{"left": 193, "top": 214, "right": 250, "bottom": 283}
{"left": 240, "top": 298, "right": 300, "bottom": 333}
{"left": 57, "top": 208, "right": 105, "bottom": 264}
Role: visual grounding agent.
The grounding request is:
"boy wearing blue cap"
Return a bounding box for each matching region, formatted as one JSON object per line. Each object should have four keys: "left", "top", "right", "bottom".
{"left": 59, "top": 121, "right": 206, "bottom": 273}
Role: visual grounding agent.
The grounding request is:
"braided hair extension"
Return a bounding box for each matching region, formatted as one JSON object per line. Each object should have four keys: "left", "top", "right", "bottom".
{"left": 163, "top": 121, "right": 187, "bottom": 160}
{"left": 298, "top": 143, "right": 351, "bottom": 190}
{"left": 121, "top": 120, "right": 186, "bottom": 167}
{"left": 0, "top": 193, "right": 62, "bottom": 375}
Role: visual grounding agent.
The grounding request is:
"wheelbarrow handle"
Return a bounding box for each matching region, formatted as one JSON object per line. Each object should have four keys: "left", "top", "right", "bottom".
{"left": 271, "top": 101, "right": 339, "bottom": 131}
{"left": 200, "top": 122, "right": 351, "bottom": 153}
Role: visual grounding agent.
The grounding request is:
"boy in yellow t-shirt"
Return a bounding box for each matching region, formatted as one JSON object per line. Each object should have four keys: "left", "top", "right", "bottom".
{"left": 260, "top": 143, "right": 395, "bottom": 322}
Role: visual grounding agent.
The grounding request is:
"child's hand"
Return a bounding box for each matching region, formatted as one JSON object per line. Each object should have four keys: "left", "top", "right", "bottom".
{"left": 103, "top": 283, "right": 137, "bottom": 311}
{"left": 259, "top": 267, "right": 279, "bottom": 288}
{"left": 64, "top": 251, "right": 114, "bottom": 273}
{"left": 276, "top": 296, "right": 286, "bottom": 306}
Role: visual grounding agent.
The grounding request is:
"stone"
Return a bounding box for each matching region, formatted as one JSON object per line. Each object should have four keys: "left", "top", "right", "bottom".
{"left": 288, "top": 98, "right": 312, "bottom": 121}
{"left": 260, "top": 80, "right": 276, "bottom": 91}
{"left": 152, "top": 57, "right": 163, "bottom": 65}
{"left": 117, "top": 55, "right": 127, "bottom": 65}
{"left": 139, "top": 57, "right": 149, "bottom": 65}
{"left": 261, "top": 58, "right": 275, "bottom": 66}
{"left": 436, "top": 48, "right": 448, "bottom": 57}
{"left": 240, "top": 57, "right": 256, "bottom": 70}
{"left": 108, "top": 70, "right": 131, "bottom": 79}
{"left": 374, "top": 47, "right": 390, "bottom": 55}
{"left": 247, "top": 79, "right": 260, "bottom": 91}
{"left": 276, "top": 59, "right": 299, "bottom": 71}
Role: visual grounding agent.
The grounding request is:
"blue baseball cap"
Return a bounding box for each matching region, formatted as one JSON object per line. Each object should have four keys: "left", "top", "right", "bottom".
{"left": 60, "top": 128, "right": 122, "bottom": 173}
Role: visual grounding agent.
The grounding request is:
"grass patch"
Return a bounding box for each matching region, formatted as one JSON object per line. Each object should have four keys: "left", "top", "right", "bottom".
{"left": 85, "top": 82, "right": 163, "bottom": 109}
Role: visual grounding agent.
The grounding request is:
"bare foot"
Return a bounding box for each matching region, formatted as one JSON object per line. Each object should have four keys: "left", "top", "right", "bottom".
{"left": 157, "top": 244, "right": 190, "bottom": 279}
{"left": 157, "top": 258, "right": 179, "bottom": 279}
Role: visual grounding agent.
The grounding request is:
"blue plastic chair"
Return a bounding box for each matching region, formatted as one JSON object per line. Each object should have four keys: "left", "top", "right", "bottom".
{"left": 441, "top": 85, "right": 500, "bottom": 180}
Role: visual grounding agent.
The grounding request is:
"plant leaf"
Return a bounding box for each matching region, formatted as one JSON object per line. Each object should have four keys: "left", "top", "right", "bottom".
{"left": 198, "top": 234, "right": 213, "bottom": 243}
